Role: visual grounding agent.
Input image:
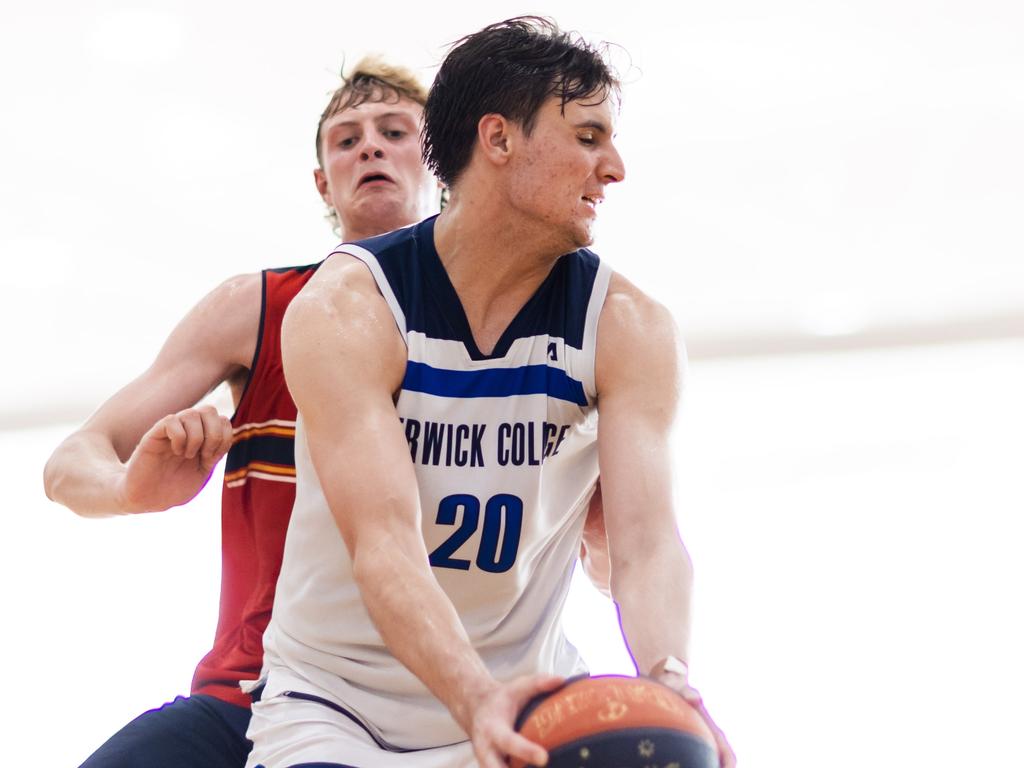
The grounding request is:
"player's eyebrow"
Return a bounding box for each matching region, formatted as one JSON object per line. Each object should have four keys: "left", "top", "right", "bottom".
{"left": 572, "top": 119, "right": 614, "bottom": 137}
{"left": 327, "top": 112, "right": 417, "bottom": 130}
{"left": 372, "top": 112, "right": 418, "bottom": 125}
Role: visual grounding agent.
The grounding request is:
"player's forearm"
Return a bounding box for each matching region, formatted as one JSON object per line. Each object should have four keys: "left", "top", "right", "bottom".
{"left": 612, "top": 540, "right": 695, "bottom": 674}
{"left": 351, "top": 534, "right": 497, "bottom": 732}
{"left": 43, "top": 433, "right": 131, "bottom": 518}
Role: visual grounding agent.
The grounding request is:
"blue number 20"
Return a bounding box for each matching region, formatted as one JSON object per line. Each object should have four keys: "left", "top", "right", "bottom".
{"left": 428, "top": 493, "right": 523, "bottom": 573}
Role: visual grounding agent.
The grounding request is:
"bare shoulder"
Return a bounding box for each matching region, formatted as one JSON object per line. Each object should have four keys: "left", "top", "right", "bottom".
{"left": 599, "top": 273, "right": 682, "bottom": 363}
{"left": 288, "top": 253, "right": 379, "bottom": 313}
{"left": 595, "top": 272, "right": 686, "bottom": 410}
{"left": 283, "top": 253, "right": 397, "bottom": 341}
{"left": 282, "top": 254, "right": 406, "bottom": 393}
{"left": 196, "top": 271, "right": 262, "bottom": 335}
{"left": 160, "top": 271, "right": 263, "bottom": 370}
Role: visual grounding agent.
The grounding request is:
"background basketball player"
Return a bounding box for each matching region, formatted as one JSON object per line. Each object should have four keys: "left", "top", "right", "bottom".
{"left": 43, "top": 58, "right": 442, "bottom": 768}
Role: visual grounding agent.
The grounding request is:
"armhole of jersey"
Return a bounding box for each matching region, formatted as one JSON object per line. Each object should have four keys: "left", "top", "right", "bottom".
{"left": 229, "top": 269, "right": 268, "bottom": 423}
{"left": 581, "top": 260, "right": 613, "bottom": 403}
{"left": 335, "top": 244, "right": 408, "bottom": 345}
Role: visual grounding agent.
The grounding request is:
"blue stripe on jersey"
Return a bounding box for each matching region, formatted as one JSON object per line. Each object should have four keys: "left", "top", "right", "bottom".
{"left": 403, "top": 361, "right": 588, "bottom": 406}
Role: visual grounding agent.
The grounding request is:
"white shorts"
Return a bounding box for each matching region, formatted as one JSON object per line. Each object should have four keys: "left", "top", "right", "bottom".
{"left": 244, "top": 691, "right": 477, "bottom": 768}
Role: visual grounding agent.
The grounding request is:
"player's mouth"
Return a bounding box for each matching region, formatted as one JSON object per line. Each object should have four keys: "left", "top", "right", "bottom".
{"left": 357, "top": 172, "right": 395, "bottom": 189}
{"left": 581, "top": 194, "right": 603, "bottom": 211}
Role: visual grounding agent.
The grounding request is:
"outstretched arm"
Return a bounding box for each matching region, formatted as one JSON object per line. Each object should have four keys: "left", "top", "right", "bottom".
{"left": 43, "top": 274, "right": 260, "bottom": 517}
{"left": 596, "top": 273, "right": 735, "bottom": 767}
{"left": 283, "top": 254, "right": 561, "bottom": 768}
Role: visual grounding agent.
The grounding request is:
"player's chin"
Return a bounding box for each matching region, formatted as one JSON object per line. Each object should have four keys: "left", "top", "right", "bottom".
{"left": 356, "top": 197, "right": 411, "bottom": 230}
{"left": 569, "top": 222, "right": 596, "bottom": 250}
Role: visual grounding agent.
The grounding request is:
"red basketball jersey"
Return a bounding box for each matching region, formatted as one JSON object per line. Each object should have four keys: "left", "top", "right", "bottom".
{"left": 190, "top": 263, "right": 319, "bottom": 707}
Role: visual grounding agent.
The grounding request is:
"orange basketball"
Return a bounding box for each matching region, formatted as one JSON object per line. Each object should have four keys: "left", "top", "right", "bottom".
{"left": 511, "top": 675, "right": 717, "bottom": 768}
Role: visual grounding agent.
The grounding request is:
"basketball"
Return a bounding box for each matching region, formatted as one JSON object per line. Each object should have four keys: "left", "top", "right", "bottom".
{"left": 511, "top": 675, "right": 718, "bottom": 768}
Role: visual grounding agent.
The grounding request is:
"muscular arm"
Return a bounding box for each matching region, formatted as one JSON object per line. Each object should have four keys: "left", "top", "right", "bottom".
{"left": 43, "top": 274, "right": 260, "bottom": 517}
{"left": 597, "top": 274, "right": 735, "bottom": 767}
{"left": 282, "top": 255, "right": 557, "bottom": 768}
{"left": 596, "top": 274, "right": 693, "bottom": 671}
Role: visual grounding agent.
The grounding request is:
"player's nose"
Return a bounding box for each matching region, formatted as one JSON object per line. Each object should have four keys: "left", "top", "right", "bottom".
{"left": 601, "top": 142, "right": 626, "bottom": 184}
{"left": 359, "top": 131, "right": 386, "bottom": 161}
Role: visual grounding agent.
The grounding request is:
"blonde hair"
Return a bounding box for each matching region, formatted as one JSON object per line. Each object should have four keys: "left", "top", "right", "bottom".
{"left": 315, "top": 55, "right": 428, "bottom": 167}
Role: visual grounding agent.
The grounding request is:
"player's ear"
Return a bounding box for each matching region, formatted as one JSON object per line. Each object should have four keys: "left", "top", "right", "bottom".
{"left": 476, "top": 114, "right": 513, "bottom": 167}
{"left": 314, "top": 168, "right": 331, "bottom": 205}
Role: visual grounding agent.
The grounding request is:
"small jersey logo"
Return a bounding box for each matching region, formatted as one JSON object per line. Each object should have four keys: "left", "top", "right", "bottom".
{"left": 547, "top": 341, "right": 558, "bottom": 361}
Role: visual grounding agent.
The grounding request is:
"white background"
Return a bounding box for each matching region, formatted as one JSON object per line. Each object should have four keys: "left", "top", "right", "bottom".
{"left": 2, "top": 1, "right": 1022, "bottom": 766}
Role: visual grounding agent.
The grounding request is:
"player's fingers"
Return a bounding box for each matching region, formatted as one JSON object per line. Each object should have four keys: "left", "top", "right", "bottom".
{"left": 204, "top": 416, "right": 235, "bottom": 468}
{"left": 472, "top": 738, "right": 508, "bottom": 768}
{"left": 177, "top": 409, "right": 207, "bottom": 459}
{"left": 679, "top": 684, "right": 703, "bottom": 707}
{"left": 496, "top": 728, "right": 548, "bottom": 767}
{"left": 713, "top": 723, "right": 736, "bottom": 768}
{"left": 198, "top": 408, "right": 227, "bottom": 460}
{"left": 720, "top": 740, "right": 737, "bottom": 768}
{"left": 683, "top": 693, "right": 735, "bottom": 768}
{"left": 217, "top": 416, "right": 235, "bottom": 457}
{"left": 160, "top": 414, "right": 188, "bottom": 455}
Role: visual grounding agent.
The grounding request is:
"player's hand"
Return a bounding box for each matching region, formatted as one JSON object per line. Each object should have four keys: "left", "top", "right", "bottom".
{"left": 466, "top": 673, "right": 564, "bottom": 768}
{"left": 117, "top": 406, "right": 234, "bottom": 512}
{"left": 653, "top": 670, "right": 737, "bottom": 768}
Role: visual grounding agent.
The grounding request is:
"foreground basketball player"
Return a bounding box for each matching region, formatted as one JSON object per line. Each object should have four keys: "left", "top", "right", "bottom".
{"left": 43, "top": 59, "right": 443, "bottom": 768}
{"left": 247, "top": 17, "right": 735, "bottom": 768}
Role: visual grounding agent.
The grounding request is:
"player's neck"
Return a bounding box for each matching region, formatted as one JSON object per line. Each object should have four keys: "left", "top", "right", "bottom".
{"left": 434, "top": 191, "right": 572, "bottom": 354}
{"left": 434, "top": 188, "right": 569, "bottom": 297}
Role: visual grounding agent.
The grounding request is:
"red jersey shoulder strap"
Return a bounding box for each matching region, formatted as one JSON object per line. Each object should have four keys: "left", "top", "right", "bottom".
{"left": 232, "top": 262, "right": 321, "bottom": 424}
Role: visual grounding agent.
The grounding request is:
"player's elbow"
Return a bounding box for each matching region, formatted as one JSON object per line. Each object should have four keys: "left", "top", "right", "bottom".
{"left": 41, "top": 450, "right": 91, "bottom": 517}
{"left": 42, "top": 452, "right": 60, "bottom": 503}
{"left": 350, "top": 537, "right": 398, "bottom": 598}
{"left": 350, "top": 526, "right": 423, "bottom": 604}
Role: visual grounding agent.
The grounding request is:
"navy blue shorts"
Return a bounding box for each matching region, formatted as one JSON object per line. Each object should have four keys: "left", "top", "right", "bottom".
{"left": 78, "top": 694, "right": 251, "bottom": 768}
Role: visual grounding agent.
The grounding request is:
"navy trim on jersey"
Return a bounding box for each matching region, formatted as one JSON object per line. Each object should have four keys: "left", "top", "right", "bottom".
{"left": 347, "top": 216, "right": 600, "bottom": 359}
{"left": 403, "top": 361, "right": 588, "bottom": 406}
{"left": 224, "top": 434, "right": 295, "bottom": 473}
{"left": 266, "top": 261, "right": 322, "bottom": 275}
{"left": 278, "top": 692, "right": 464, "bottom": 754}
{"left": 230, "top": 270, "right": 268, "bottom": 423}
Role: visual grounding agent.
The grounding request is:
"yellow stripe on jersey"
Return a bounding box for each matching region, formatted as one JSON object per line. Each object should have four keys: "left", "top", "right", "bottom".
{"left": 232, "top": 425, "right": 296, "bottom": 443}
{"left": 224, "top": 461, "right": 297, "bottom": 488}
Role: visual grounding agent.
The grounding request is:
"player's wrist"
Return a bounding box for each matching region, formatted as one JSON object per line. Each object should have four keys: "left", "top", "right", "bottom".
{"left": 110, "top": 461, "right": 156, "bottom": 515}
{"left": 648, "top": 654, "right": 689, "bottom": 682}
{"left": 108, "top": 463, "right": 138, "bottom": 514}
{"left": 452, "top": 673, "right": 500, "bottom": 733}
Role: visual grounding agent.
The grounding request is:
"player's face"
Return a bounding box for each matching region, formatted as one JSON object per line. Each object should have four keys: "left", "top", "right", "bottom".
{"left": 316, "top": 97, "right": 438, "bottom": 239}
{"left": 507, "top": 92, "right": 625, "bottom": 249}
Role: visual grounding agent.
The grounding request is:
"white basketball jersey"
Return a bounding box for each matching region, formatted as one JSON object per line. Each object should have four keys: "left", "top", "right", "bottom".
{"left": 261, "top": 216, "right": 612, "bottom": 750}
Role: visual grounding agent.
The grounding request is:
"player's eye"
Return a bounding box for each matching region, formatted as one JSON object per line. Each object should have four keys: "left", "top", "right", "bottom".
{"left": 338, "top": 136, "right": 359, "bottom": 149}
{"left": 384, "top": 129, "right": 407, "bottom": 140}
{"left": 578, "top": 132, "right": 596, "bottom": 145}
